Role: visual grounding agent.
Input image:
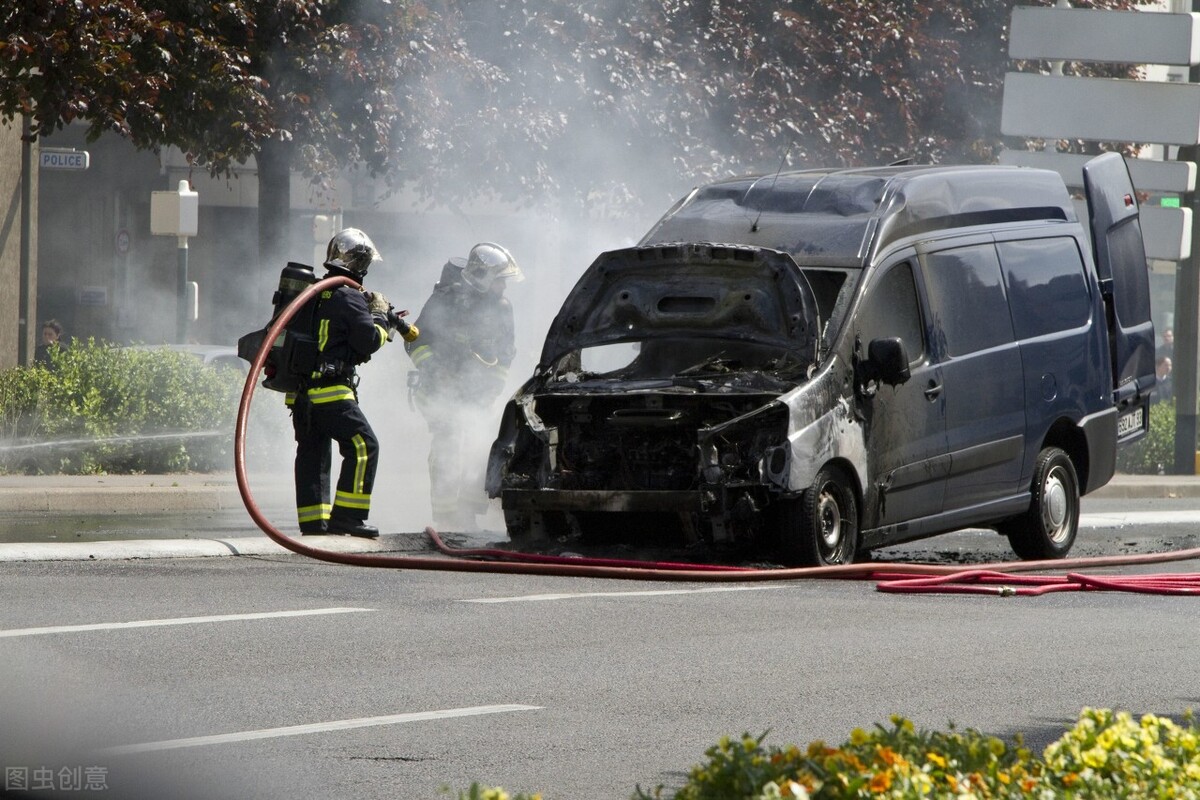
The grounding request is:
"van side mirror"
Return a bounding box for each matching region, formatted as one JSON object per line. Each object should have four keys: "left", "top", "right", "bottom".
{"left": 868, "top": 337, "right": 911, "bottom": 386}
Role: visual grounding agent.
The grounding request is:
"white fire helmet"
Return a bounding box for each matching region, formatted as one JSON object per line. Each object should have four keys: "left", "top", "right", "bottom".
{"left": 324, "top": 228, "right": 381, "bottom": 278}
{"left": 462, "top": 242, "right": 523, "bottom": 292}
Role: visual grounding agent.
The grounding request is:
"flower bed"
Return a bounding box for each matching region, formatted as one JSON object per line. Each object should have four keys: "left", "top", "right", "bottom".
{"left": 454, "top": 708, "right": 1200, "bottom": 799}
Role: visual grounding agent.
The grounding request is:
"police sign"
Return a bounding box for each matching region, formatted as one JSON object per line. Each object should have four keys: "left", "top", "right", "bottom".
{"left": 39, "top": 148, "right": 90, "bottom": 171}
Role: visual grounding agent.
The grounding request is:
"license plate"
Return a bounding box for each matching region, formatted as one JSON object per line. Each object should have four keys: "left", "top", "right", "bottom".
{"left": 1117, "top": 405, "right": 1146, "bottom": 440}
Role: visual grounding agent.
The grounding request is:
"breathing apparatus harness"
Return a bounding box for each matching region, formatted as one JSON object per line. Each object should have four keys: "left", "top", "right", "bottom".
{"left": 237, "top": 261, "right": 324, "bottom": 394}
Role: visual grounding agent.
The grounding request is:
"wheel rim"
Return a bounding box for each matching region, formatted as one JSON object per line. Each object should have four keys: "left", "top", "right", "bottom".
{"left": 816, "top": 485, "right": 843, "bottom": 556}
{"left": 1041, "top": 465, "right": 1073, "bottom": 544}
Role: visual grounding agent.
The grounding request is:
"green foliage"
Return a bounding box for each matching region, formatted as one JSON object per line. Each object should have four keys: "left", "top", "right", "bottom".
{"left": 0, "top": 339, "right": 288, "bottom": 475}
{"left": 1116, "top": 402, "right": 1176, "bottom": 475}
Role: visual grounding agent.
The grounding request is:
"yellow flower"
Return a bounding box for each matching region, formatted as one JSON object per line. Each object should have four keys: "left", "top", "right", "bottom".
{"left": 1082, "top": 747, "right": 1108, "bottom": 769}
{"left": 850, "top": 728, "right": 869, "bottom": 746}
{"left": 926, "top": 751, "right": 947, "bottom": 769}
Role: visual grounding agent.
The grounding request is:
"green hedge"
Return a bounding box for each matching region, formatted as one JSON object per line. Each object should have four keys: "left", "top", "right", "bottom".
{"left": 455, "top": 708, "right": 1200, "bottom": 800}
{"left": 1116, "top": 402, "right": 1176, "bottom": 476}
{"left": 0, "top": 339, "right": 289, "bottom": 474}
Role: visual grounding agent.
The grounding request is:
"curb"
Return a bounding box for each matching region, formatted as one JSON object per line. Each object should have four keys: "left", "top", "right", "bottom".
{"left": 1088, "top": 480, "right": 1200, "bottom": 500}
{"left": 0, "top": 533, "right": 423, "bottom": 563}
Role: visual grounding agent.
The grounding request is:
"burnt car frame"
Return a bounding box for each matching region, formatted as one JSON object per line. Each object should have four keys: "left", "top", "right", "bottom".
{"left": 487, "top": 153, "right": 1155, "bottom": 565}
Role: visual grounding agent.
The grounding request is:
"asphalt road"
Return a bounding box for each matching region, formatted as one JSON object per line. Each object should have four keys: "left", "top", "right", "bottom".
{"left": 1, "top": 495, "right": 1199, "bottom": 799}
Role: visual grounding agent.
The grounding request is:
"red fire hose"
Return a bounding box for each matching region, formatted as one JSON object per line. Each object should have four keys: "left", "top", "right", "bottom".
{"left": 235, "top": 275, "right": 1200, "bottom": 595}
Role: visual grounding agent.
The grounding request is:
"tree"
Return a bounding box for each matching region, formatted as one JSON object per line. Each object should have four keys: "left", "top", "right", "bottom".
{"left": 0, "top": 0, "right": 443, "bottom": 266}
{"left": 0, "top": 0, "right": 1154, "bottom": 260}
{"left": 409, "top": 0, "right": 1151, "bottom": 216}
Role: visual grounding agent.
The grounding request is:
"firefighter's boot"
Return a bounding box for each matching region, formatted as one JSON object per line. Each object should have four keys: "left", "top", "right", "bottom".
{"left": 328, "top": 515, "right": 379, "bottom": 539}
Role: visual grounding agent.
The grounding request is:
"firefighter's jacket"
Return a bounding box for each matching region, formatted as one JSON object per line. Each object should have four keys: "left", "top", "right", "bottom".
{"left": 405, "top": 263, "right": 515, "bottom": 405}
{"left": 289, "top": 284, "right": 390, "bottom": 406}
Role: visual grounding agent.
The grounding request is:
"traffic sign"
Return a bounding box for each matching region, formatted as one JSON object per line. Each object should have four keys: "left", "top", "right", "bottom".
{"left": 39, "top": 148, "right": 90, "bottom": 171}
{"left": 1010, "top": 8, "right": 1200, "bottom": 66}
{"left": 1002, "top": 73, "right": 1200, "bottom": 146}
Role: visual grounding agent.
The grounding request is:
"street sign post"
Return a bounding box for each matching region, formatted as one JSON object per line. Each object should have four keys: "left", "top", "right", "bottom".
{"left": 150, "top": 181, "right": 200, "bottom": 344}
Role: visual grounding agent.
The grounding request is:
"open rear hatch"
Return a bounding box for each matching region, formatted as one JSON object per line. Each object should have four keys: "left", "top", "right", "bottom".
{"left": 1082, "top": 153, "right": 1156, "bottom": 442}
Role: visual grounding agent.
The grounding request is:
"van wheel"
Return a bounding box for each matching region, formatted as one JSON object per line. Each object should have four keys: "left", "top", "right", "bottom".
{"left": 773, "top": 466, "right": 858, "bottom": 566}
{"left": 1001, "top": 447, "right": 1079, "bottom": 560}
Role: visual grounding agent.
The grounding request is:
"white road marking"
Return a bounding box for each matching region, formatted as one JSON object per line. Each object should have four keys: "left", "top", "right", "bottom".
{"left": 463, "top": 585, "right": 786, "bottom": 604}
{"left": 1080, "top": 510, "right": 1199, "bottom": 528}
{"left": 0, "top": 607, "right": 373, "bottom": 638}
{"left": 99, "top": 705, "right": 543, "bottom": 755}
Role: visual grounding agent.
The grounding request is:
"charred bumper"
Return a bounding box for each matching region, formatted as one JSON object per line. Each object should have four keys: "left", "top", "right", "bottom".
{"left": 503, "top": 488, "right": 703, "bottom": 514}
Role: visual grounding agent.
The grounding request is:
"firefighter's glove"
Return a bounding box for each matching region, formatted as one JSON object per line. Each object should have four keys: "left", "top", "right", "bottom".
{"left": 367, "top": 291, "right": 390, "bottom": 315}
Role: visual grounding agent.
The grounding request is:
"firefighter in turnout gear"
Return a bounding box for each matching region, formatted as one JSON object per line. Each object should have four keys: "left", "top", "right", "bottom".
{"left": 405, "top": 243, "right": 521, "bottom": 531}
{"left": 291, "top": 228, "right": 418, "bottom": 537}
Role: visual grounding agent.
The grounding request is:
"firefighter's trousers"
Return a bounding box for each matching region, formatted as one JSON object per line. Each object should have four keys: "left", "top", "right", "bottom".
{"left": 292, "top": 397, "right": 380, "bottom": 526}
{"left": 414, "top": 390, "right": 491, "bottom": 529}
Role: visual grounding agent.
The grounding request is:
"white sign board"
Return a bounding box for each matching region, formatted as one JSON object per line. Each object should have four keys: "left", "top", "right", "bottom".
{"left": 1010, "top": 8, "right": 1200, "bottom": 66}
{"left": 39, "top": 149, "right": 90, "bottom": 171}
{"left": 1073, "top": 199, "right": 1192, "bottom": 262}
{"left": 1141, "top": 206, "right": 1192, "bottom": 262}
{"left": 1002, "top": 73, "right": 1200, "bottom": 146}
{"left": 998, "top": 150, "right": 1197, "bottom": 194}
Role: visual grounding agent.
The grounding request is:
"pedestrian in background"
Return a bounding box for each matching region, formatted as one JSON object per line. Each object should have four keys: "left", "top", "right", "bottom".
{"left": 1155, "top": 355, "right": 1174, "bottom": 405}
{"left": 34, "top": 319, "right": 63, "bottom": 366}
{"left": 1159, "top": 327, "right": 1174, "bottom": 360}
{"left": 405, "top": 243, "right": 521, "bottom": 531}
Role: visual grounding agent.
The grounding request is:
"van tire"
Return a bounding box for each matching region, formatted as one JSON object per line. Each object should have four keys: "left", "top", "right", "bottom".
{"left": 774, "top": 466, "right": 859, "bottom": 566}
{"left": 1002, "top": 447, "right": 1079, "bottom": 560}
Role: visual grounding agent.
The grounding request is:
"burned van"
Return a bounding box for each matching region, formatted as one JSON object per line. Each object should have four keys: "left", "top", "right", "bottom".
{"left": 486, "top": 153, "right": 1155, "bottom": 565}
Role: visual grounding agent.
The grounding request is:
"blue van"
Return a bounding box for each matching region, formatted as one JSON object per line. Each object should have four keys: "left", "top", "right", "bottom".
{"left": 487, "top": 153, "right": 1155, "bottom": 565}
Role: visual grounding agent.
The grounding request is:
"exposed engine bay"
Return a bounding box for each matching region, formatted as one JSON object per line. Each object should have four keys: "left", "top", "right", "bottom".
{"left": 486, "top": 243, "right": 839, "bottom": 553}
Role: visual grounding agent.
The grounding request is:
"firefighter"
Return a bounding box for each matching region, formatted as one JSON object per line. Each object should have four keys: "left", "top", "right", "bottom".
{"left": 292, "top": 228, "right": 417, "bottom": 537}
{"left": 405, "top": 243, "right": 521, "bottom": 531}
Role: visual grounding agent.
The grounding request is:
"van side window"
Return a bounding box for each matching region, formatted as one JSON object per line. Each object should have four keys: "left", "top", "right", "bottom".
{"left": 921, "top": 244, "right": 1013, "bottom": 357}
{"left": 859, "top": 261, "right": 924, "bottom": 361}
{"left": 998, "top": 238, "right": 1090, "bottom": 338}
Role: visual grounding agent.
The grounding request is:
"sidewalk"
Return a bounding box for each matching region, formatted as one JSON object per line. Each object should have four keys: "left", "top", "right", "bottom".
{"left": 0, "top": 472, "right": 292, "bottom": 514}
{"left": 0, "top": 472, "right": 428, "bottom": 562}
{"left": 0, "top": 471, "right": 1196, "bottom": 562}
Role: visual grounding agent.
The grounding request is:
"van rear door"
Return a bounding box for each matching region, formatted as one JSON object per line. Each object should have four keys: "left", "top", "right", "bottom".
{"left": 1082, "top": 152, "right": 1155, "bottom": 442}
